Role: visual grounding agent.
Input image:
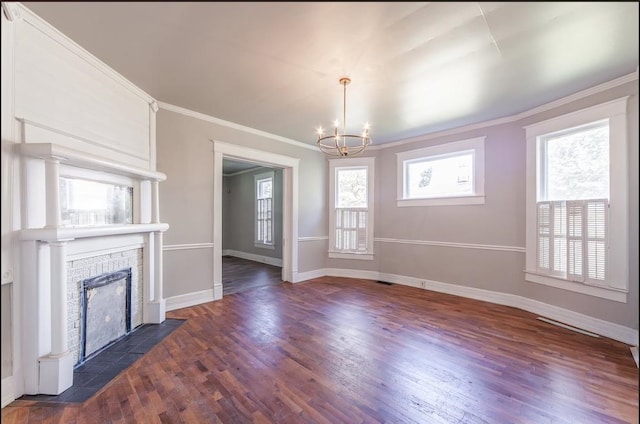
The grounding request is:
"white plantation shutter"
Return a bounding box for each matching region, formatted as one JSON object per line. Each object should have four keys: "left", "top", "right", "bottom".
{"left": 335, "top": 208, "right": 368, "bottom": 252}
{"left": 586, "top": 199, "right": 607, "bottom": 283}
{"left": 566, "top": 201, "right": 583, "bottom": 281}
{"left": 537, "top": 199, "right": 608, "bottom": 284}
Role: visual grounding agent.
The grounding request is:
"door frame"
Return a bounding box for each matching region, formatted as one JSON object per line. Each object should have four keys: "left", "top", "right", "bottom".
{"left": 213, "top": 141, "right": 298, "bottom": 299}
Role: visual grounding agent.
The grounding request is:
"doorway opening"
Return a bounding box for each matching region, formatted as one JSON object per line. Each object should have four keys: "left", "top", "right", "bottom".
{"left": 221, "top": 159, "right": 284, "bottom": 295}
{"left": 213, "top": 141, "right": 299, "bottom": 300}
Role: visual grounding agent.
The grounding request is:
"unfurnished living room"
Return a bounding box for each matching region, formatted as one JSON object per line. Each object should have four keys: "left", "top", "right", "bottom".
{"left": 1, "top": 2, "right": 638, "bottom": 423}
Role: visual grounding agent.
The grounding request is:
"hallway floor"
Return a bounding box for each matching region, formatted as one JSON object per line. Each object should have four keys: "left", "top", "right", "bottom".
{"left": 222, "top": 255, "right": 282, "bottom": 296}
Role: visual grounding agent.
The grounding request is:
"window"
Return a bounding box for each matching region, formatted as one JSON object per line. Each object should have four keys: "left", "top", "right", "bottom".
{"left": 525, "top": 97, "right": 628, "bottom": 302}
{"left": 396, "top": 137, "right": 485, "bottom": 206}
{"left": 329, "top": 157, "right": 375, "bottom": 259}
{"left": 60, "top": 177, "right": 133, "bottom": 227}
{"left": 255, "top": 171, "right": 274, "bottom": 248}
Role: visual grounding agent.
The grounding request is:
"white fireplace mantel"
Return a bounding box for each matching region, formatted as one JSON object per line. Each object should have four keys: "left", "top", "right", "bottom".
{"left": 18, "top": 142, "right": 169, "bottom": 396}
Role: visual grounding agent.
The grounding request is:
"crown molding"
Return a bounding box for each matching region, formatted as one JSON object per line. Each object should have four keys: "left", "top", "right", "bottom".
{"left": 2, "top": 2, "right": 21, "bottom": 21}
{"left": 157, "top": 101, "right": 319, "bottom": 152}
{"left": 373, "top": 70, "right": 639, "bottom": 151}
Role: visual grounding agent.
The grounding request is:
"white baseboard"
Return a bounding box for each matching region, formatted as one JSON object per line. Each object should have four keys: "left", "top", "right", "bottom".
{"left": 222, "top": 249, "right": 283, "bottom": 267}
{"left": 166, "top": 289, "right": 215, "bottom": 312}
{"left": 292, "top": 268, "right": 327, "bottom": 283}
{"left": 631, "top": 346, "right": 639, "bottom": 368}
{"left": 1, "top": 376, "right": 15, "bottom": 408}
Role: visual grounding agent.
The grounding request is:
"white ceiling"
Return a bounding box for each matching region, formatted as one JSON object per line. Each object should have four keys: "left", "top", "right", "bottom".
{"left": 22, "top": 2, "right": 639, "bottom": 147}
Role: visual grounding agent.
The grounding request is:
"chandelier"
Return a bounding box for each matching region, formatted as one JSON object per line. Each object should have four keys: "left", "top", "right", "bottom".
{"left": 316, "top": 77, "right": 371, "bottom": 157}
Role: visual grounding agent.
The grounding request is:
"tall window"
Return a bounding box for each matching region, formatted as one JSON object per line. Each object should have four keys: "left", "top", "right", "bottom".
{"left": 255, "top": 171, "right": 274, "bottom": 248}
{"left": 329, "top": 157, "right": 375, "bottom": 259}
{"left": 525, "top": 98, "right": 628, "bottom": 302}
{"left": 396, "top": 137, "right": 485, "bottom": 207}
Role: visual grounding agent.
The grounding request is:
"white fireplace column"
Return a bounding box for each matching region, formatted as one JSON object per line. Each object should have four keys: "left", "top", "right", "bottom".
{"left": 145, "top": 180, "right": 166, "bottom": 323}
{"left": 38, "top": 240, "right": 74, "bottom": 395}
{"left": 44, "top": 158, "right": 62, "bottom": 228}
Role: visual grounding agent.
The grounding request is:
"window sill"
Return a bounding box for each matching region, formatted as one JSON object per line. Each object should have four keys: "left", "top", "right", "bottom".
{"left": 254, "top": 243, "right": 275, "bottom": 250}
{"left": 524, "top": 271, "right": 627, "bottom": 303}
{"left": 397, "top": 195, "right": 485, "bottom": 207}
{"left": 328, "top": 251, "right": 374, "bottom": 261}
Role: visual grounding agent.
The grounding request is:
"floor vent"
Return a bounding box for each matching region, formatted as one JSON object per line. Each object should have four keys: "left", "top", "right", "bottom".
{"left": 374, "top": 281, "right": 393, "bottom": 286}
{"left": 537, "top": 317, "right": 600, "bottom": 338}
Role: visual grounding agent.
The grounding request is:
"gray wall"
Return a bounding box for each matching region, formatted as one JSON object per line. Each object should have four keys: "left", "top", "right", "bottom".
{"left": 156, "top": 108, "right": 328, "bottom": 299}
{"left": 373, "top": 80, "right": 638, "bottom": 330}
{"left": 222, "top": 168, "right": 283, "bottom": 260}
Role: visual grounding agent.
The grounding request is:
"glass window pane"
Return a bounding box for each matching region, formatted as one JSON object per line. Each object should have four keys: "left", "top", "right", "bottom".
{"left": 405, "top": 153, "right": 473, "bottom": 199}
{"left": 60, "top": 177, "right": 133, "bottom": 226}
{"left": 336, "top": 168, "right": 367, "bottom": 208}
{"left": 543, "top": 122, "right": 609, "bottom": 201}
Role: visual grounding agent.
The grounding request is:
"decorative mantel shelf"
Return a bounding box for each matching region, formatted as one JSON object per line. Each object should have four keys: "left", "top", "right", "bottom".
{"left": 18, "top": 142, "right": 166, "bottom": 182}
{"left": 20, "top": 223, "right": 169, "bottom": 242}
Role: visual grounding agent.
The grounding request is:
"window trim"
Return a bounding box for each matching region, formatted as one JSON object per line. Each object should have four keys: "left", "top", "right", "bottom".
{"left": 524, "top": 97, "right": 629, "bottom": 302}
{"left": 254, "top": 170, "right": 275, "bottom": 249}
{"left": 396, "top": 136, "right": 485, "bottom": 207}
{"left": 329, "top": 157, "right": 375, "bottom": 260}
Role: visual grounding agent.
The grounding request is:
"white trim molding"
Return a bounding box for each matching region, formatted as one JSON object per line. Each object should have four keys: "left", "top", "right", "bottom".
{"left": 1, "top": 376, "right": 15, "bottom": 408}
{"left": 164, "top": 243, "right": 214, "bottom": 252}
{"left": 298, "top": 236, "right": 329, "bottom": 242}
{"left": 159, "top": 102, "right": 317, "bottom": 152}
{"left": 375, "top": 237, "right": 525, "bottom": 253}
{"left": 222, "top": 249, "right": 283, "bottom": 267}
{"left": 213, "top": 140, "right": 299, "bottom": 294}
{"left": 18, "top": 142, "right": 166, "bottom": 182}
{"left": 166, "top": 289, "right": 215, "bottom": 312}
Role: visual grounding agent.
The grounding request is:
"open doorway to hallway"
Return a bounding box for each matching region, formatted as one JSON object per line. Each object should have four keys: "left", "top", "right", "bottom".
{"left": 221, "top": 159, "right": 284, "bottom": 295}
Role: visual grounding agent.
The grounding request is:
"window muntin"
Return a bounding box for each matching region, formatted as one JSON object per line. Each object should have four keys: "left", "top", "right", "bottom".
{"left": 60, "top": 177, "right": 133, "bottom": 227}
{"left": 255, "top": 172, "right": 274, "bottom": 247}
{"left": 329, "top": 157, "right": 374, "bottom": 259}
{"left": 396, "top": 137, "right": 485, "bottom": 207}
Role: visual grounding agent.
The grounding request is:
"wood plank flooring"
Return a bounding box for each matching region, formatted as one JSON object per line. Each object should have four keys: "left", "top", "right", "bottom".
{"left": 3, "top": 277, "right": 638, "bottom": 423}
{"left": 223, "top": 256, "right": 282, "bottom": 295}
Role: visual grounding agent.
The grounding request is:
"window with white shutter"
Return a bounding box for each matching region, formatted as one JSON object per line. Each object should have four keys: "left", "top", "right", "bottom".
{"left": 524, "top": 97, "right": 628, "bottom": 302}
{"left": 536, "top": 199, "right": 608, "bottom": 285}
{"left": 329, "top": 157, "right": 375, "bottom": 260}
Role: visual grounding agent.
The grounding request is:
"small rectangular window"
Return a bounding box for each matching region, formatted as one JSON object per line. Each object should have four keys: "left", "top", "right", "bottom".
{"left": 396, "top": 137, "right": 485, "bottom": 207}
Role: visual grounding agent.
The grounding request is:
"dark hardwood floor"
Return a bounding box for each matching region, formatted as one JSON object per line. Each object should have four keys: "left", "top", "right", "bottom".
{"left": 3, "top": 277, "right": 638, "bottom": 423}
{"left": 223, "top": 255, "right": 283, "bottom": 296}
